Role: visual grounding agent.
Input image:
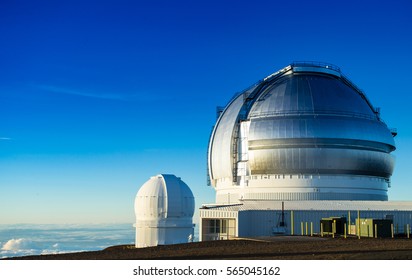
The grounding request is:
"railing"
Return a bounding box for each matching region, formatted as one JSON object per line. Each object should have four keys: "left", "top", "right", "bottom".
{"left": 249, "top": 109, "right": 378, "bottom": 121}
{"left": 263, "top": 65, "right": 292, "bottom": 81}
{"left": 291, "top": 61, "right": 341, "bottom": 72}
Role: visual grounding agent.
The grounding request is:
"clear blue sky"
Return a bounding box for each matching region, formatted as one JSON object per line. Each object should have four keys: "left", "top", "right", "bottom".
{"left": 1, "top": 0, "right": 411, "bottom": 224}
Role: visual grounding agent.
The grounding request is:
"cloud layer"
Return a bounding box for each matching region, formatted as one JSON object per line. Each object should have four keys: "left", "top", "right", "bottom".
{"left": 36, "top": 85, "right": 142, "bottom": 101}
{"left": 0, "top": 224, "right": 134, "bottom": 259}
{"left": 35, "top": 84, "right": 177, "bottom": 102}
{"left": 2, "top": 238, "right": 36, "bottom": 251}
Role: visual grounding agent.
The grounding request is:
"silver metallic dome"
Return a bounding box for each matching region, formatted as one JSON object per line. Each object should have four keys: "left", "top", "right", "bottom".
{"left": 208, "top": 62, "right": 396, "bottom": 203}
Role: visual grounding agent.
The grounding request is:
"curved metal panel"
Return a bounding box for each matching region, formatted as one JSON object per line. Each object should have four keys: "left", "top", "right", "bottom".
{"left": 208, "top": 93, "right": 244, "bottom": 183}
{"left": 249, "top": 75, "right": 377, "bottom": 119}
{"left": 249, "top": 138, "right": 393, "bottom": 153}
{"left": 248, "top": 148, "right": 394, "bottom": 177}
{"left": 248, "top": 116, "right": 395, "bottom": 150}
{"left": 162, "top": 174, "right": 195, "bottom": 218}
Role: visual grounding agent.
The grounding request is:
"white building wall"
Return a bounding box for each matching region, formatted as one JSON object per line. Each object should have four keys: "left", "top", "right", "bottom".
{"left": 238, "top": 210, "right": 278, "bottom": 237}
{"left": 215, "top": 175, "right": 388, "bottom": 204}
{"left": 207, "top": 209, "right": 412, "bottom": 238}
{"left": 291, "top": 210, "right": 412, "bottom": 235}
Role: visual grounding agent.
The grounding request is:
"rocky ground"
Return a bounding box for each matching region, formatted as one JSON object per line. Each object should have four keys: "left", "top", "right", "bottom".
{"left": 6, "top": 236, "right": 412, "bottom": 260}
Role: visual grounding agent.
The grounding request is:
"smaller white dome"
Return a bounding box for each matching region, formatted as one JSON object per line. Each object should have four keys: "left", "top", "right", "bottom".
{"left": 134, "top": 174, "right": 195, "bottom": 221}
{"left": 134, "top": 174, "right": 195, "bottom": 248}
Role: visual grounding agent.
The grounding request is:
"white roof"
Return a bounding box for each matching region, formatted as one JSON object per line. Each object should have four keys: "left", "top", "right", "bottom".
{"left": 201, "top": 200, "right": 412, "bottom": 212}
{"left": 135, "top": 174, "right": 195, "bottom": 220}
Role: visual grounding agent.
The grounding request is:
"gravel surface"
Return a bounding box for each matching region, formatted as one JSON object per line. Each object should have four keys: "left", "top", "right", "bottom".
{"left": 6, "top": 236, "right": 412, "bottom": 260}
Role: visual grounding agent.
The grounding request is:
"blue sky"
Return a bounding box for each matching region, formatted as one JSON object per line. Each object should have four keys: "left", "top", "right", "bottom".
{"left": 1, "top": 0, "right": 412, "bottom": 224}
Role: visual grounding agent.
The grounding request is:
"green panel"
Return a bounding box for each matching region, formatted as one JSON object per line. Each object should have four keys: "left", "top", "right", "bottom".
{"left": 356, "top": 219, "right": 392, "bottom": 238}
{"left": 357, "top": 219, "right": 374, "bottom": 237}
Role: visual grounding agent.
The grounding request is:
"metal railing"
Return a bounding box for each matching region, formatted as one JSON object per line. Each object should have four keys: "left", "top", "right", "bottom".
{"left": 249, "top": 109, "right": 378, "bottom": 121}
{"left": 291, "top": 61, "right": 341, "bottom": 72}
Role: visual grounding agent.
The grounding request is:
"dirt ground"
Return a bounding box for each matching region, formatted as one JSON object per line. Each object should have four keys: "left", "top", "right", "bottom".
{"left": 6, "top": 235, "right": 412, "bottom": 260}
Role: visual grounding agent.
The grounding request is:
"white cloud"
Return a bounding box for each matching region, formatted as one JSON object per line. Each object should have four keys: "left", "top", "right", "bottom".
{"left": 0, "top": 238, "right": 77, "bottom": 258}
{"left": 34, "top": 84, "right": 174, "bottom": 102}
{"left": 36, "top": 85, "right": 141, "bottom": 101}
{"left": 0, "top": 238, "right": 63, "bottom": 258}
{"left": 1, "top": 238, "right": 36, "bottom": 251}
{"left": 0, "top": 224, "right": 134, "bottom": 258}
{"left": 0, "top": 137, "right": 11, "bottom": 141}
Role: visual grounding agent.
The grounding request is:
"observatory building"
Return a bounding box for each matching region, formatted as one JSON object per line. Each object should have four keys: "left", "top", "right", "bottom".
{"left": 200, "top": 62, "right": 412, "bottom": 240}
{"left": 134, "top": 174, "right": 195, "bottom": 248}
{"left": 208, "top": 62, "right": 395, "bottom": 203}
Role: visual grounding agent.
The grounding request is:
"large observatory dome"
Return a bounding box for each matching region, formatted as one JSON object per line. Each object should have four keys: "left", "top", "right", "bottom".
{"left": 134, "top": 174, "right": 195, "bottom": 248}
{"left": 208, "top": 62, "right": 396, "bottom": 203}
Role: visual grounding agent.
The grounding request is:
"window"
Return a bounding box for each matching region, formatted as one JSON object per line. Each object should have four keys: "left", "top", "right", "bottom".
{"left": 221, "top": 220, "right": 227, "bottom": 234}
{"left": 208, "top": 219, "right": 220, "bottom": 234}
